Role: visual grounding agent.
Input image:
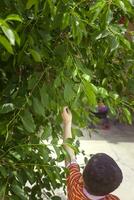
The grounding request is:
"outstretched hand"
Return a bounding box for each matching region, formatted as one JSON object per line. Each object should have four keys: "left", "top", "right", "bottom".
{"left": 62, "top": 106, "right": 72, "bottom": 125}
{"left": 61, "top": 107, "right": 75, "bottom": 164}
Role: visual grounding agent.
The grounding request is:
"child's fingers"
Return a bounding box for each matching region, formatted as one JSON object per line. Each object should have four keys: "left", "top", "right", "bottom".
{"left": 66, "top": 107, "right": 69, "bottom": 113}
{"left": 62, "top": 106, "right": 72, "bottom": 117}
{"left": 63, "top": 106, "right": 69, "bottom": 113}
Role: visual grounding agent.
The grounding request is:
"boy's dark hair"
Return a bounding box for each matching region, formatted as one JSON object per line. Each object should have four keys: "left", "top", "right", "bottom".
{"left": 83, "top": 153, "right": 123, "bottom": 196}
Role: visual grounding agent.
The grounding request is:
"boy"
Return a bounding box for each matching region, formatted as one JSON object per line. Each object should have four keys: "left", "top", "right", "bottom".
{"left": 90, "top": 101, "right": 109, "bottom": 129}
{"left": 62, "top": 107, "right": 123, "bottom": 200}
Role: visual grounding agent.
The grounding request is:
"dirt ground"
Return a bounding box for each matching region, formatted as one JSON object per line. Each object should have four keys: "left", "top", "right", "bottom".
{"left": 54, "top": 122, "right": 134, "bottom": 200}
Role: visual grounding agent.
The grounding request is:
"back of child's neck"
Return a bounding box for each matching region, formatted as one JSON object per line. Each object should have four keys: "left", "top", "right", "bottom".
{"left": 83, "top": 188, "right": 105, "bottom": 200}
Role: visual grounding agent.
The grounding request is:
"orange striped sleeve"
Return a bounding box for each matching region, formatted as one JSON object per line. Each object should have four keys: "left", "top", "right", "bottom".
{"left": 66, "top": 163, "right": 82, "bottom": 199}
{"left": 110, "top": 195, "right": 120, "bottom": 200}
{"left": 67, "top": 163, "right": 81, "bottom": 186}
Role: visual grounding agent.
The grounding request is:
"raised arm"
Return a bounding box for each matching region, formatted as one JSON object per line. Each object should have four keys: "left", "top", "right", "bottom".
{"left": 61, "top": 107, "right": 75, "bottom": 165}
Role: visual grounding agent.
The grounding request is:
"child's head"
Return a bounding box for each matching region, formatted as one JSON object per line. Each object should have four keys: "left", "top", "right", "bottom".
{"left": 83, "top": 153, "right": 123, "bottom": 196}
{"left": 98, "top": 101, "right": 105, "bottom": 107}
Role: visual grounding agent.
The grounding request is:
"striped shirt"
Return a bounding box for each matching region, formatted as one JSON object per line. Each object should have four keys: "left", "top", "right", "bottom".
{"left": 67, "top": 163, "right": 120, "bottom": 200}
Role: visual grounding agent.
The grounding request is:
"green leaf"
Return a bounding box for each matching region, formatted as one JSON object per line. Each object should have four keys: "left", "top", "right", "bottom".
{"left": 110, "top": 92, "right": 119, "bottom": 100}
{"left": 0, "top": 166, "right": 7, "bottom": 178}
{"left": 20, "top": 109, "right": 36, "bottom": 133}
{"left": 115, "top": 0, "right": 127, "bottom": 13}
{"left": 115, "top": 0, "right": 133, "bottom": 14}
{"left": 131, "top": 101, "right": 134, "bottom": 106}
{"left": 123, "top": 108, "right": 132, "bottom": 124}
{"left": 51, "top": 196, "right": 61, "bottom": 200}
{"left": 14, "top": 30, "right": 21, "bottom": 46}
{"left": 5, "top": 14, "right": 22, "bottom": 22}
{"left": 47, "top": 0, "right": 55, "bottom": 16}
{"left": 42, "top": 123, "right": 52, "bottom": 140}
{"left": 88, "top": 0, "right": 106, "bottom": 23}
{"left": 105, "top": 7, "right": 113, "bottom": 25}
{"left": 53, "top": 144, "right": 61, "bottom": 159}
{"left": 1, "top": 26, "right": 15, "bottom": 45}
{"left": 28, "top": 74, "right": 39, "bottom": 90}
{"left": 0, "top": 103, "right": 15, "bottom": 114}
{"left": 97, "top": 87, "right": 108, "bottom": 97}
{"left": 62, "top": 13, "right": 70, "bottom": 29}
{"left": 115, "top": 0, "right": 134, "bottom": 14}
{"left": 25, "top": 170, "right": 35, "bottom": 185}
{"left": 0, "top": 35, "right": 13, "bottom": 54}
{"left": 90, "top": 84, "right": 98, "bottom": 94}
{"left": 128, "top": 79, "right": 134, "bottom": 93}
{"left": 75, "top": 58, "right": 91, "bottom": 76}
{"left": 26, "top": 0, "right": 37, "bottom": 9}
{"left": 32, "top": 97, "right": 45, "bottom": 117}
{"left": 119, "top": 35, "right": 131, "bottom": 49}
{"left": 82, "top": 81, "right": 97, "bottom": 106}
{"left": 61, "top": 145, "right": 70, "bottom": 161}
{"left": 110, "top": 37, "right": 119, "bottom": 52}
{"left": 10, "top": 151, "right": 21, "bottom": 160}
{"left": 29, "top": 49, "right": 42, "bottom": 62}
{"left": 82, "top": 74, "right": 91, "bottom": 82}
{"left": 64, "top": 141, "right": 78, "bottom": 154}
{"left": 100, "top": 5, "right": 113, "bottom": 28}
{"left": 72, "top": 128, "right": 83, "bottom": 137}
{"left": 39, "top": 84, "right": 50, "bottom": 108}
{"left": 129, "top": 0, "right": 134, "bottom": 6}
{"left": 108, "top": 24, "right": 123, "bottom": 35}
{"left": 96, "top": 30, "right": 110, "bottom": 40}
{"left": 0, "top": 184, "right": 6, "bottom": 198}
{"left": 54, "top": 76, "right": 61, "bottom": 88}
{"left": 54, "top": 44, "right": 67, "bottom": 58}
{"left": 64, "top": 82, "right": 75, "bottom": 102}
{"left": 44, "top": 167, "right": 57, "bottom": 188}
{"left": 11, "top": 184, "right": 27, "bottom": 200}
{"left": 0, "top": 19, "right": 8, "bottom": 27}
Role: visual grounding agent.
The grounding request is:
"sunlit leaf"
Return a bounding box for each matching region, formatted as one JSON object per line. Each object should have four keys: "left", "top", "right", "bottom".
{"left": 119, "top": 35, "right": 131, "bottom": 49}
{"left": 6, "top": 14, "right": 22, "bottom": 22}
{"left": 123, "top": 107, "right": 132, "bottom": 124}
{"left": 129, "top": 0, "right": 134, "bottom": 6}
{"left": 0, "top": 103, "right": 15, "bottom": 114}
{"left": 1, "top": 26, "right": 15, "bottom": 45}
{"left": 62, "top": 13, "right": 70, "bottom": 29}
{"left": 26, "top": 0, "right": 37, "bottom": 9}
{"left": 88, "top": 0, "right": 106, "bottom": 23}
{"left": 110, "top": 37, "right": 119, "bottom": 52}
{"left": 98, "top": 87, "right": 108, "bottom": 97}
{"left": 82, "top": 80, "right": 97, "bottom": 106}
{"left": 0, "top": 35, "right": 13, "bottom": 53}
{"left": 14, "top": 30, "right": 21, "bottom": 46}
{"left": 29, "top": 49, "right": 42, "bottom": 62}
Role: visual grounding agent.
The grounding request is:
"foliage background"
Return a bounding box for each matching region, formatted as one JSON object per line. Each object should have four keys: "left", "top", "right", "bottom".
{"left": 0, "top": 0, "right": 134, "bottom": 199}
